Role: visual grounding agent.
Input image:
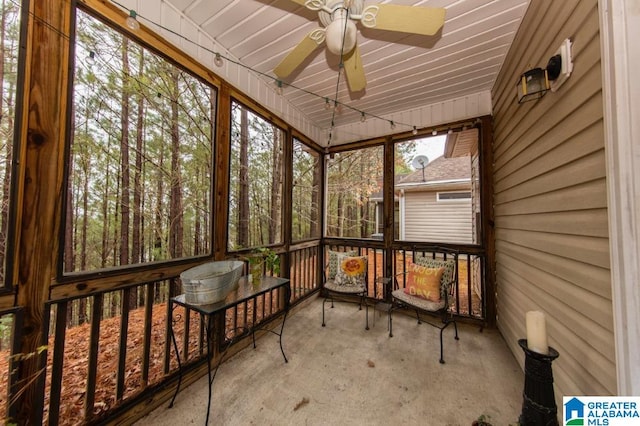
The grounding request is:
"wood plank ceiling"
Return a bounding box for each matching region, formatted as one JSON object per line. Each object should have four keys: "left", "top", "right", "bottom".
{"left": 163, "top": 0, "right": 530, "bottom": 139}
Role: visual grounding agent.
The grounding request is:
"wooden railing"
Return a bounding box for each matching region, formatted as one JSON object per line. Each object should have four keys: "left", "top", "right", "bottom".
{"left": 1, "top": 240, "right": 484, "bottom": 423}
{"left": 392, "top": 247, "right": 485, "bottom": 319}
{"left": 0, "top": 243, "right": 322, "bottom": 424}
{"left": 323, "top": 241, "right": 486, "bottom": 320}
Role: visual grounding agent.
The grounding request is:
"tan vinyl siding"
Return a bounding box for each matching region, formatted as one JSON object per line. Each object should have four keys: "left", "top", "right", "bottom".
{"left": 491, "top": 0, "right": 614, "bottom": 405}
{"left": 403, "top": 191, "right": 472, "bottom": 243}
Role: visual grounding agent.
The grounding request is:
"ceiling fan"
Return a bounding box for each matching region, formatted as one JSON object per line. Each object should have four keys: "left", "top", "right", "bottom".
{"left": 274, "top": 0, "right": 445, "bottom": 92}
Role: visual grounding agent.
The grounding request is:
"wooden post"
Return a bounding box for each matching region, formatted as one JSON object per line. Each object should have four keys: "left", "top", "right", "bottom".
{"left": 479, "top": 115, "right": 496, "bottom": 326}
{"left": 213, "top": 83, "right": 231, "bottom": 261}
{"left": 382, "top": 136, "right": 395, "bottom": 285}
{"left": 281, "top": 126, "right": 293, "bottom": 278}
{"left": 13, "top": 0, "right": 73, "bottom": 422}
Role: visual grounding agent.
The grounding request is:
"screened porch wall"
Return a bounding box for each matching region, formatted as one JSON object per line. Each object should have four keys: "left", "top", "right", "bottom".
{"left": 491, "top": 0, "right": 615, "bottom": 404}
{"left": 118, "top": 0, "right": 323, "bottom": 144}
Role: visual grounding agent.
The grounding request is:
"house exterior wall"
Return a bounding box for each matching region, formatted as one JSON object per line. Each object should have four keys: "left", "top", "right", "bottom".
{"left": 599, "top": 0, "right": 640, "bottom": 394}
{"left": 331, "top": 92, "right": 493, "bottom": 145}
{"left": 403, "top": 190, "right": 473, "bottom": 244}
{"left": 491, "top": 0, "right": 615, "bottom": 404}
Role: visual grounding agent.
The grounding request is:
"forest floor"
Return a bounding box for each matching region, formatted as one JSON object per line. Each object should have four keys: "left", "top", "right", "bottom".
{"left": 0, "top": 301, "right": 199, "bottom": 425}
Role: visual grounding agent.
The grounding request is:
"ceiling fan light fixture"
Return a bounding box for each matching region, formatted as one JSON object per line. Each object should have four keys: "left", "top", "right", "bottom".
{"left": 325, "top": 17, "right": 357, "bottom": 56}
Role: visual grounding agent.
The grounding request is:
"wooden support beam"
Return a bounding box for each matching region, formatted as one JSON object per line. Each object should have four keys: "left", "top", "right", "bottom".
{"left": 382, "top": 136, "right": 395, "bottom": 281}
{"left": 479, "top": 115, "right": 496, "bottom": 326}
{"left": 213, "top": 84, "right": 231, "bottom": 260}
{"left": 13, "top": 0, "right": 73, "bottom": 423}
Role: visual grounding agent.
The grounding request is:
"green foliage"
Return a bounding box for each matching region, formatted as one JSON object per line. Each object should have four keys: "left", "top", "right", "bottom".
{"left": 228, "top": 102, "right": 284, "bottom": 250}
{"left": 325, "top": 146, "right": 382, "bottom": 238}
{"left": 4, "top": 345, "right": 48, "bottom": 425}
{"left": 9, "top": 345, "right": 48, "bottom": 362}
{"left": 244, "top": 247, "right": 280, "bottom": 276}
{"left": 0, "top": 315, "right": 13, "bottom": 349}
{"left": 258, "top": 247, "right": 280, "bottom": 275}
{"left": 0, "top": 1, "right": 23, "bottom": 287}
{"left": 292, "top": 139, "right": 320, "bottom": 241}
{"left": 68, "top": 10, "right": 215, "bottom": 272}
{"left": 395, "top": 139, "right": 418, "bottom": 170}
{"left": 473, "top": 414, "right": 493, "bottom": 426}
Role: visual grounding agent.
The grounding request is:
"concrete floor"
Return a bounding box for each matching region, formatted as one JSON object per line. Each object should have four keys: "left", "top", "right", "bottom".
{"left": 137, "top": 297, "right": 524, "bottom": 426}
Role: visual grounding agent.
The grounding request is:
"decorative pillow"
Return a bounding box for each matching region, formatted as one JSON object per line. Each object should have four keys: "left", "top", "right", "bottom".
{"left": 413, "top": 255, "right": 456, "bottom": 297}
{"left": 334, "top": 255, "right": 367, "bottom": 287}
{"left": 328, "top": 250, "right": 357, "bottom": 280}
{"left": 404, "top": 265, "right": 444, "bottom": 301}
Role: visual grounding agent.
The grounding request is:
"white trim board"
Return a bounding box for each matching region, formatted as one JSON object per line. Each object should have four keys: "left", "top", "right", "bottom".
{"left": 599, "top": 0, "right": 640, "bottom": 395}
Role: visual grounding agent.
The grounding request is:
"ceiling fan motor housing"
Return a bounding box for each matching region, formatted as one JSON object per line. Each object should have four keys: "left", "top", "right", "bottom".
{"left": 274, "top": 0, "right": 445, "bottom": 91}
{"left": 320, "top": 0, "right": 363, "bottom": 55}
{"left": 318, "top": 0, "right": 364, "bottom": 27}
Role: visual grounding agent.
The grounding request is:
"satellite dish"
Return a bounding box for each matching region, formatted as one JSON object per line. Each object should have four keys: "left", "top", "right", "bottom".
{"left": 411, "top": 155, "right": 430, "bottom": 182}
{"left": 412, "top": 155, "right": 429, "bottom": 169}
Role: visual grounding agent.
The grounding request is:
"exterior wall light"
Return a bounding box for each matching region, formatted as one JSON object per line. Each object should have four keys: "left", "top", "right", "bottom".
{"left": 517, "top": 39, "right": 572, "bottom": 104}
{"left": 517, "top": 67, "right": 550, "bottom": 103}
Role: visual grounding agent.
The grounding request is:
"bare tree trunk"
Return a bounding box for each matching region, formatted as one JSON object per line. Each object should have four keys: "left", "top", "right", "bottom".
{"left": 360, "top": 157, "right": 368, "bottom": 238}
{"left": 132, "top": 49, "right": 144, "bottom": 265}
{"left": 205, "top": 90, "right": 214, "bottom": 253}
{"left": 120, "top": 38, "right": 131, "bottom": 268}
{"left": 65, "top": 116, "right": 75, "bottom": 325}
{"left": 310, "top": 155, "right": 320, "bottom": 237}
{"left": 168, "top": 68, "right": 183, "bottom": 258}
{"left": 78, "top": 118, "right": 90, "bottom": 324}
{"left": 101, "top": 136, "right": 111, "bottom": 268}
{"left": 269, "top": 127, "right": 282, "bottom": 244}
{"left": 81, "top": 118, "right": 90, "bottom": 271}
{"left": 64, "top": 105, "right": 76, "bottom": 273}
{"left": 0, "top": 3, "right": 11, "bottom": 282}
{"left": 238, "top": 107, "right": 249, "bottom": 247}
{"left": 337, "top": 160, "right": 344, "bottom": 237}
{"left": 154, "top": 129, "right": 164, "bottom": 261}
{"left": 113, "top": 172, "right": 119, "bottom": 266}
{"left": 63, "top": 100, "right": 78, "bottom": 323}
{"left": 194, "top": 194, "right": 201, "bottom": 254}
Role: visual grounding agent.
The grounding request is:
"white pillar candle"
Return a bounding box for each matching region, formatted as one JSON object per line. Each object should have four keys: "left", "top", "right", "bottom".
{"left": 526, "top": 310, "right": 548, "bottom": 354}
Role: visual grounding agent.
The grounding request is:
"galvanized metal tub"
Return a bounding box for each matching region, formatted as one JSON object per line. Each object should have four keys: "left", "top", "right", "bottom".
{"left": 180, "top": 260, "right": 244, "bottom": 305}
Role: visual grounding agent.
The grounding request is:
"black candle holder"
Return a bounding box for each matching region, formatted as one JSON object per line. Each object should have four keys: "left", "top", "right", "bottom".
{"left": 518, "top": 339, "right": 560, "bottom": 426}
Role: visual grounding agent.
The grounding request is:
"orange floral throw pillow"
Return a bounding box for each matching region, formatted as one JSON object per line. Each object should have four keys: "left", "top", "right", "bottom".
{"left": 404, "top": 264, "right": 444, "bottom": 302}
{"left": 334, "top": 255, "right": 367, "bottom": 287}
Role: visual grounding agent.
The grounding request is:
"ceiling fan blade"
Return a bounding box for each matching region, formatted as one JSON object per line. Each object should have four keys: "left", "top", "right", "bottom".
{"left": 274, "top": 29, "right": 325, "bottom": 79}
{"left": 343, "top": 45, "right": 366, "bottom": 92}
{"left": 362, "top": 5, "right": 445, "bottom": 36}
